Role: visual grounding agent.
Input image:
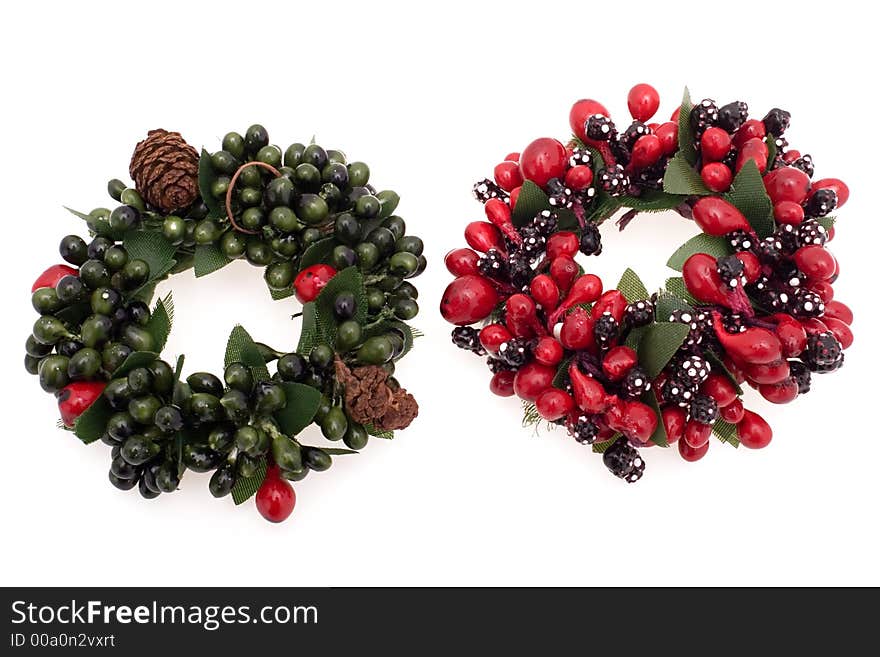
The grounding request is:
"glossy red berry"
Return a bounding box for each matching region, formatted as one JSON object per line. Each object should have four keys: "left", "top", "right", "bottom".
{"left": 519, "top": 138, "right": 567, "bottom": 188}
{"left": 530, "top": 274, "right": 559, "bottom": 312}
{"left": 700, "top": 127, "right": 732, "bottom": 162}
{"left": 712, "top": 314, "right": 783, "bottom": 365}
{"left": 759, "top": 378, "right": 799, "bottom": 404}
{"left": 479, "top": 323, "right": 512, "bottom": 354}
{"left": 440, "top": 275, "right": 499, "bottom": 325}
{"left": 732, "top": 119, "right": 766, "bottom": 148}
{"left": 824, "top": 300, "right": 853, "bottom": 325}
{"left": 590, "top": 289, "right": 627, "bottom": 324}
{"left": 823, "top": 317, "right": 853, "bottom": 349}
{"left": 719, "top": 398, "right": 745, "bottom": 424}
{"left": 256, "top": 467, "right": 296, "bottom": 523}
{"left": 627, "top": 83, "right": 660, "bottom": 122}
{"left": 293, "top": 264, "right": 336, "bottom": 303}
{"left": 602, "top": 346, "right": 638, "bottom": 381}
{"left": 494, "top": 160, "right": 523, "bottom": 192}
{"left": 736, "top": 137, "right": 769, "bottom": 173}
{"left": 33, "top": 264, "right": 78, "bottom": 293}
{"left": 700, "top": 373, "right": 738, "bottom": 408}
{"left": 661, "top": 406, "right": 687, "bottom": 445}
{"left": 621, "top": 400, "right": 658, "bottom": 443}
{"left": 736, "top": 251, "right": 761, "bottom": 284}
{"left": 811, "top": 178, "right": 849, "bottom": 207}
{"left": 490, "top": 370, "right": 516, "bottom": 397}
{"left": 773, "top": 200, "right": 805, "bottom": 225}
{"left": 654, "top": 121, "right": 678, "bottom": 155}
{"left": 569, "top": 363, "right": 607, "bottom": 414}
{"left": 679, "top": 437, "right": 709, "bottom": 462}
{"left": 549, "top": 255, "right": 579, "bottom": 294}
{"left": 810, "top": 281, "right": 834, "bottom": 303}
{"left": 630, "top": 134, "right": 663, "bottom": 169}
{"left": 513, "top": 362, "right": 556, "bottom": 402}
{"left": 505, "top": 152, "right": 520, "bottom": 163}
{"left": 57, "top": 381, "right": 106, "bottom": 427}
{"left": 772, "top": 314, "right": 807, "bottom": 358}
{"left": 682, "top": 254, "right": 733, "bottom": 307}
{"left": 700, "top": 162, "right": 733, "bottom": 192}
{"left": 505, "top": 293, "right": 542, "bottom": 338}
{"left": 684, "top": 420, "right": 712, "bottom": 449}
{"left": 764, "top": 166, "right": 811, "bottom": 205}
{"left": 692, "top": 197, "right": 751, "bottom": 236}
{"left": 464, "top": 221, "right": 504, "bottom": 253}
{"left": 794, "top": 245, "right": 836, "bottom": 281}
{"left": 536, "top": 388, "right": 575, "bottom": 421}
{"left": 444, "top": 248, "right": 480, "bottom": 277}
{"left": 564, "top": 165, "right": 593, "bottom": 191}
{"left": 533, "top": 336, "right": 564, "bottom": 367}
{"left": 509, "top": 186, "right": 522, "bottom": 210}
{"left": 546, "top": 231, "right": 579, "bottom": 260}
{"left": 737, "top": 410, "right": 772, "bottom": 449}
{"left": 560, "top": 308, "right": 595, "bottom": 351}
{"left": 569, "top": 99, "right": 610, "bottom": 142}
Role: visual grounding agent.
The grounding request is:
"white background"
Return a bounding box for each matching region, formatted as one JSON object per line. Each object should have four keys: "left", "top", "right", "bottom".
{"left": 1, "top": 0, "right": 877, "bottom": 586}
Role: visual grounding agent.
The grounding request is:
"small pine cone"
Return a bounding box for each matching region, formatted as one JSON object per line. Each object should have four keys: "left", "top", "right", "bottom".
{"left": 129, "top": 129, "right": 200, "bottom": 212}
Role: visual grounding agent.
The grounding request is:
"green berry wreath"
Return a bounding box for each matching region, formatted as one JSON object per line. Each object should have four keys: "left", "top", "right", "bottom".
{"left": 26, "top": 126, "right": 425, "bottom": 522}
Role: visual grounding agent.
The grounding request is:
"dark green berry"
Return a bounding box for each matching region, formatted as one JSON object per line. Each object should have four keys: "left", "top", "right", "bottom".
{"left": 79, "top": 259, "right": 111, "bottom": 289}
{"left": 32, "top": 288, "right": 63, "bottom": 315}
{"left": 244, "top": 124, "right": 269, "bottom": 155}
{"left": 309, "top": 344, "right": 334, "bottom": 370}
{"left": 256, "top": 145, "right": 282, "bottom": 167}
{"left": 321, "top": 406, "right": 348, "bottom": 441}
{"left": 121, "top": 435, "right": 160, "bottom": 466}
{"left": 149, "top": 360, "right": 174, "bottom": 395}
{"left": 284, "top": 143, "right": 306, "bottom": 168}
{"left": 222, "top": 132, "right": 245, "bottom": 160}
{"left": 276, "top": 353, "right": 308, "bottom": 382}
{"left": 67, "top": 347, "right": 102, "bottom": 379}
{"left": 252, "top": 381, "right": 286, "bottom": 415}
{"left": 128, "top": 395, "right": 162, "bottom": 425}
{"left": 224, "top": 362, "right": 254, "bottom": 393}
{"left": 303, "top": 446, "right": 332, "bottom": 471}
{"left": 59, "top": 235, "right": 88, "bottom": 266}
{"left": 109, "top": 205, "right": 140, "bottom": 233}
{"left": 272, "top": 435, "right": 302, "bottom": 472}
{"left": 107, "top": 179, "right": 127, "bottom": 202}
{"left": 186, "top": 372, "right": 224, "bottom": 397}
{"left": 183, "top": 444, "right": 222, "bottom": 472}
{"left": 357, "top": 336, "right": 393, "bottom": 364}
{"left": 265, "top": 261, "right": 295, "bottom": 290}
{"left": 154, "top": 405, "right": 184, "bottom": 433}
{"left": 245, "top": 238, "right": 273, "bottom": 266}
{"left": 354, "top": 194, "right": 380, "bottom": 219}
{"left": 343, "top": 422, "right": 369, "bottom": 450}
{"left": 209, "top": 465, "right": 236, "bottom": 498}
{"left": 347, "top": 161, "right": 370, "bottom": 187}
{"left": 221, "top": 231, "right": 247, "bottom": 259}
{"left": 38, "top": 354, "right": 69, "bottom": 392}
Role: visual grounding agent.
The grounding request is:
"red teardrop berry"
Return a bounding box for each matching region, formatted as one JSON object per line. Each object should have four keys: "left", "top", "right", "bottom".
{"left": 569, "top": 363, "right": 607, "bottom": 414}
{"left": 824, "top": 300, "right": 853, "bottom": 325}
{"left": 712, "top": 313, "right": 783, "bottom": 365}
{"left": 736, "top": 137, "right": 769, "bottom": 173}
{"left": 530, "top": 274, "right": 560, "bottom": 312}
{"left": 293, "top": 264, "right": 337, "bottom": 303}
{"left": 536, "top": 388, "right": 575, "bottom": 421}
{"left": 670, "top": 106, "right": 681, "bottom": 122}
{"left": 550, "top": 274, "right": 604, "bottom": 328}
{"left": 737, "top": 410, "right": 772, "bottom": 449}
{"left": 773, "top": 200, "right": 805, "bottom": 225}
{"left": 801, "top": 318, "right": 829, "bottom": 335}
{"left": 630, "top": 134, "right": 663, "bottom": 169}
{"left": 484, "top": 198, "right": 520, "bottom": 245}
{"left": 505, "top": 293, "right": 542, "bottom": 338}
{"left": 783, "top": 149, "right": 801, "bottom": 163}
{"left": 546, "top": 231, "right": 579, "bottom": 260}
{"left": 57, "top": 381, "right": 107, "bottom": 428}
{"left": 33, "top": 264, "right": 79, "bottom": 292}
{"left": 701, "top": 162, "right": 733, "bottom": 192}
{"left": 627, "top": 83, "right": 660, "bottom": 122}
{"left": 569, "top": 99, "right": 610, "bottom": 142}
{"left": 602, "top": 345, "right": 638, "bottom": 381}
{"left": 256, "top": 467, "right": 296, "bottom": 523}
{"left": 560, "top": 308, "right": 596, "bottom": 351}
{"left": 564, "top": 165, "right": 594, "bottom": 191}
{"left": 722, "top": 356, "right": 747, "bottom": 384}
{"left": 490, "top": 370, "right": 516, "bottom": 397}
{"left": 513, "top": 362, "right": 556, "bottom": 402}
{"left": 661, "top": 406, "right": 687, "bottom": 444}
{"left": 533, "top": 336, "right": 564, "bottom": 367}
{"left": 746, "top": 359, "right": 790, "bottom": 385}
{"left": 549, "top": 255, "right": 579, "bottom": 294}
{"left": 700, "top": 127, "right": 732, "bottom": 162}
{"left": 772, "top": 314, "right": 808, "bottom": 358}
{"left": 732, "top": 119, "right": 766, "bottom": 148}
{"left": 509, "top": 186, "right": 522, "bottom": 210}
{"left": 654, "top": 121, "right": 679, "bottom": 155}
{"left": 735, "top": 251, "right": 761, "bottom": 283}
{"left": 519, "top": 138, "right": 567, "bottom": 188}
{"left": 794, "top": 245, "right": 836, "bottom": 281}
{"left": 810, "top": 178, "right": 849, "bottom": 207}
{"left": 479, "top": 323, "right": 512, "bottom": 354}
{"left": 440, "top": 275, "right": 499, "bottom": 325}
{"left": 700, "top": 373, "right": 738, "bottom": 408}
{"left": 464, "top": 221, "right": 504, "bottom": 254}
{"left": 823, "top": 317, "right": 853, "bottom": 349}
{"left": 810, "top": 281, "right": 834, "bottom": 303}
{"left": 444, "top": 248, "right": 480, "bottom": 277}
{"left": 682, "top": 253, "right": 733, "bottom": 307}
{"left": 494, "top": 160, "right": 523, "bottom": 192}
{"left": 621, "top": 400, "right": 658, "bottom": 443}
{"left": 719, "top": 398, "right": 745, "bottom": 424}
{"left": 679, "top": 437, "right": 709, "bottom": 462}
{"left": 692, "top": 197, "right": 751, "bottom": 236}
{"left": 684, "top": 420, "right": 712, "bottom": 449}
{"left": 759, "top": 378, "right": 799, "bottom": 404}
{"left": 764, "top": 166, "right": 811, "bottom": 205}
{"left": 505, "top": 152, "right": 520, "bottom": 162}
{"left": 590, "top": 289, "right": 627, "bottom": 324}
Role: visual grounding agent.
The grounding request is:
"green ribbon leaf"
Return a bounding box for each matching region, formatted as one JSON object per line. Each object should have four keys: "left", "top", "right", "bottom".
{"left": 321, "top": 448, "right": 360, "bottom": 456}
{"left": 712, "top": 419, "right": 740, "bottom": 447}
{"left": 666, "top": 233, "right": 732, "bottom": 271}
{"left": 664, "top": 277, "right": 699, "bottom": 306}
{"left": 145, "top": 292, "right": 174, "bottom": 353}
{"left": 511, "top": 181, "right": 551, "bottom": 228}
{"left": 123, "top": 230, "right": 176, "bottom": 284}
{"left": 616, "top": 268, "right": 649, "bottom": 303}
{"left": 64, "top": 206, "right": 92, "bottom": 222}
{"left": 111, "top": 351, "right": 160, "bottom": 378}
{"left": 637, "top": 321, "right": 691, "bottom": 378}
{"left": 225, "top": 325, "right": 270, "bottom": 382}
{"left": 592, "top": 435, "right": 622, "bottom": 454}
{"left": 766, "top": 135, "right": 777, "bottom": 169}
{"left": 618, "top": 191, "right": 688, "bottom": 213}
{"left": 269, "top": 286, "right": 295, "bottom": 301}
{"left": 818, "top": 216, "right": 835, "bottom": 231}
{"left": 663, "top": 153, "right": 710, "bottom": 196}
{"left": 296, "top": 302, "right": 319, "bottom": 355}
{"left": 198, "top": 149, "right": 223, "bottom": 215}
{"left": 364, "top": 424, "right": 394, "bottom": 439}
{"left": 643, "top": 389, "right": 668, "bottom": 447}
{"left": 299, "top": 237, "right": 335, "bottom": 270}
{"left": 274, "top": 382, "right": 322, "bottom": 436}
{"left": 677, "top": 86, "right": 697, "bottom": 165}
{"left": 311, "top": 267, "right": 368, "bottom": 349}
{"left": 724, "top": 159, "right": 774, "bottom": 238}
{"left": 73, "top": 396, "right": 114, "bottom": 445}
{"left": 193, "top": 243, "right": 231, "bottom": 278}
{"left": 654, "top": 290, "right": 694, "bottom": 320}
{"left": 231, "top": 456, "right": 267, "bottom": 505}
{"left": 624, "top": 325, "right": 649, "bottom": 351}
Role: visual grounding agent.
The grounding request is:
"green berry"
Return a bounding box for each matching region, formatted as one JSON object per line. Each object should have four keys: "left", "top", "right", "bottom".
{"left": 32, "top": 288, "right": 63, "bottom": 315}
{"left": 283, "top": 143, "right": 306, "bottom": 168}
{"left": 128, "top": 395, "right": 162, "bottom": 425}
{"left": 38, "top": 354, "right": 70, "bottom": 392}
{"left": 357, "top": 336, "right": 393, "bottom": 364}
{"left": 222, "top": 132, "right": 245, "bottom": 160}
{"left": 347, "top": 161, "right": 370, "bottom": 187}
{"left": 265, "top": 261, "right": 295, "bottom": 290}
{"left": 119, "top": 189, "right": 146, "bottom": 212}
{"left": 211, "top": 150, "right": 239, "bottom": 175}
{"left": 67, "top": 348, "right": 102, "bottom": 379}
{"left": 107, "top": 179, "right": 127, "bottom": 202}
{"left": 343, "top": 422, "right": 369, "bottom": 450}
{"left": 256, "top": 145, "right": 282, "bottom": 167}
{"left": 244, "top": 124, "right": 269, "bottom": 155}
{"left": 336, "top": 320, "right": 362, "bottom": 351}
{"left": 222, "top": 231, "right": 247, "bottom": 260}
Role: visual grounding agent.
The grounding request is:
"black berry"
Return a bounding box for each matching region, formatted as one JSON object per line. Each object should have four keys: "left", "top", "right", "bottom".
{"left": 579, "top": 223, "right": 602, "bottom": 256}
{"left": 603, "top": 438, "right": 645, "bottom": 483}
{"left": 716, "top": 101, "right": 748, "bottom": 133}
{"left": 689, "top": 394, "right": 719, "bottom": 425}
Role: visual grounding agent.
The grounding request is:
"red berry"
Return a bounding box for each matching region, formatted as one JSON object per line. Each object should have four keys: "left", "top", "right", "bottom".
{"left": 682, "top": 254, "right": 734, "bottom": 307}
{"left": 569, "top": 363, "right": 607, "bottom": 414}
{"left": 670, "top": 106, "right": 681, "bottom": 122}
{"left": 57, "top": 381, "right": 106, "bottom": 428}
{"left": 719, "top": 398, "right": 745, "bottom": 424}
{"left": 546, "top": 231, "right": 579, "bottom": 260}
{"left": 810, "top": 281, "right": 834, "bottom": 303}
{"left": 519, "top": 138, "right": 567, "bottom": 188}
{"left": 737, "top": 410, "right": 772, "bottom": 449}
{"left": 810, "top": 178, "right": 849, "bottom": 208}
{"left": 293, "top": 264, "right": 336, "bottom": 303}
{"left": 794, "top": 245, "right": 836, "bottom": 281}
{"left": 32, "top": 264, "right": 78, "bottom": 293}
{"left": 700, "top": 162, "right": 733, "bottom": 192}
{"left": 536, "top": 388, "right": 575, "bottom": 421}
{"left": 533, "top": 336, "right": 563, "bottom": 367}
{"left": 505, "top": 152, "right": 520, "bottom": 163}
{"left": 490, "top": 370, "right": 516, "bottom": 397}
{"left": 823, "top": 317, "right": 853, "bottom": 350}
{"left": 505, "top": 293, "right": 541, "bottom": 338}
{"left": 759, "top": 378, "right": 799, "bottom": 404}
{"left": 602, "top": 346, "right": 638, "bottom": 382}
{"left": 560, "top": 308, "right": 595, "bottom": 351}
{"left": 692, "top": 197, "right": 751, "bottom": 236}
{"left": 783, "top": 149, "right": 802, "bottom": 163}
{"left": 679, "top": 437, "right": 709, "bottom": 462}
{"left": 479, "top": 323, "right": 512, "bottom": 354}
{"left": 711, "top": 313, "right": 783, "bottom": 365}
{"left": 464, "top": 221, "right": 504, "bottom": 253}
{"left": 513, "top": 362, "right": 556, "bottom": 402}
{"left": 627, "top": 83, "right": 660, "bottom": 122}
{"left": 661, "top": 406, "right": 687, "bottom": 445}
{"left": 736, "top": 137, "right": 769, "bottom": 173}
{"left": 764, "top": 166, "right": 811, "bottom": 205}
{"left": 654, "top": 121, "right": 678, "bottom": 156}
{"left": 256, "top": 468, "right": 296, "bottom": 523}
{"left": 621, "top": 400, "right": 658, "bottom": 443}
{"left": 772, "top": 314, "right": 808, "bottom": 358}
{"left": 494, "top": 160, "right": 523, "bottom": 192}
{"left": 773, "top": 200, "right": 805, "bottom": 225}
{"left": 564, "top": 165, "right": 593, "bottom": 191}
{"left": 824, "top": 300, "right": 853, "bottom": 325}
{"left": 732, "top": 119, "right": 766, "bottom": 148}
{"left": 700, "top": 373, "right": 738, "bottom": 408}
{"left": 590, "top": 289, "right": 627, "bottom": 324}
{"left": 630, "top": 134, "right": 663, "bottom": 169}
{"left": 801, "top": 318, "right": 829, "bottom": 335}
{"left": 684, "top": 420, "right": 712, "bottom": 449}
{"left": 530, "top": 274, "right": 559, "bottom": 312}
{"left": 509, "top": 186, "right": 522, "bottom": 209}
{"left": 569, "top": 99, "right": 610, "bottom": 142}
{"left": 444, "top": 248, "right": 479, "bottom": 277}
{"left": 736, "top": 251, "right": 761, "bottom": 283}
{"left": 700, "top": 127, "right": 732, "bottom": 162}
{"left": 440, "top": 275, "right": 499, "bottom": 325}
{"left": 549, "top": 255, "right": 579, "bottom": 294}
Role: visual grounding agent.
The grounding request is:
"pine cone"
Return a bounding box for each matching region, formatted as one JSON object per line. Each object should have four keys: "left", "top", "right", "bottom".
{"left": 129, "top": 129, "right": 199, "bottom": 212}
{"left": 334, "top": 358, "right": 419, "bottom": 431}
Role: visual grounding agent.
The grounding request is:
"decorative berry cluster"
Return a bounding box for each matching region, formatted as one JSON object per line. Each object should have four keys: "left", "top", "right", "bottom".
{"left": 442, "top": 84, "right": 854, "bottom": 482}
{"left": 26, "top": 126, "right": 424, "bottom": 522}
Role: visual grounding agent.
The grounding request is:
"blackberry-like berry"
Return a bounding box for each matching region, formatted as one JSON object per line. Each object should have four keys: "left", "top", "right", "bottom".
{"left": 624, "top": 299, "right": 654, "bottom": 327}
{"left": 802, "top": 332, "right": 842, "bottom": 372}
{"left": 805, "top": 189, "right": 837, "bottom": 218}
{"left": 716, "top": 254, "right": 746, "bottom": 289}
{"left": 619, "top": 121, "right": 652, "bottom": 150}
{"left": 593, "top": 313, "right": 619, "bottom": 349}
{"left": 596, "top": 165, "right": 630, "bottom": 197}
{"left": 671, "top": 354, "right": 711, "bottom": 389}
{"left": 788, "top": 360, "right": 811, "bottom": 394}
{"left": 663, "top": 377, "right": 695, "bottom": 407}
{"left": 789, "top": 288, "right": 825, "bottom": 318}
{"left": 546, "top": 178, "right": 574, "bottom": 209}
{"left": 451, "top": 327, "right": 485, "bottom": 355}
{"left": 508, "top": 252, "right": 533, "bottom": 289}
{"left": 716, "top": 101, "right": 749, "bottom": 133}
{"left": 569, "top": 147, "right": 593, "bottom": 168}
{"left": 477, "top": 248, "right": 507, "bottom": 279}
{"left": 632, "top": 157, "right": 667, "bottom": 190}
{"left": 668, "top": 309, "right": 706, "bottom": 348}
{"left": 792, "top": 154, "right": 814, "bottom": 178}
{"left": 797, "top": 219, "right": 828, "bottom": 247}
{"left": 762, "top": 108, "right": 791, "bottom": 136}
{"left": 567, "top": 414, "right": 599, "bottom": 445}
{"left": 774, "top": 223, "right": 800, "bottom": 255}
{"left": 532, "top": 210, "right": 558, "bottom": 237}
{"left": 689, "top": 394, "right": 719, "bottom": 425}
{"left": 575, "top": 186, "right": 597, "bottom": 208}
{"left": 518, "top": 224, "right": 546, "bottom": 262}
{"left": 579, "top": 223, "right": 602, "bottom": 256}
{"left": 473, "top": 178, "right": 507, "bottom": 204}
{"left": 487, "top": 357, "right": 514, "bottom": 374}
{"left": 621, "top": 366, "right": 650, "bottom": 399}
{"left": 498, "top": 338, "right": 532, "bottom": 369}
{"left": 585, "top": 114, "right": 616, "bottom": 141}
{"left": 727, "top": 230, "right": 755, "bottom": 252}
{"left": 690, "top": 99, "right": 719, "bottom": 139}
{"left": 756, "top": 235, "right": 784, "bottom": 263}
{"left": 603, "top": 439, "right": 645, "bottom": 483}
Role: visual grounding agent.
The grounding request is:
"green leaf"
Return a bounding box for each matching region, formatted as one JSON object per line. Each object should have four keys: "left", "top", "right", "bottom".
{"left": 123, "top": 230, "right": 176, "bottom": 284}
{"left": 766, "top": 135, "right": 777, "bottom": 169}
{"left": 663, "top": 153, "right": 710, "bottom": 195}
{"left": 274, "top": 382, "right": 322, "bottom": 436}
{"left": 364, "top": 424, "right": 394, "bottom": 439}
{"left": 616, "top": 268, "right": 649, "bottom": 303}
{"left": 818, "top": 216, "right": 836, "bottom": 231}
{"left": 637, "top": 322, "right": 691, "bottom": 378}
{"left": 73, "top": 397, "right": 114, "bottom": 444}
{"left": 198, "top": 149, "right": 223, "bottom": 215}
{"left": 724, "top": 159, "right": 774, "bottom": 238}
{"left": 111, "top": 350, "right": 159, "bottom": 377}
{"left": 704, "top": 350, "right": 744, "bottom": 395}
{"left": 313, "top": 266, "right": 368, "bottom": 348}
{"left": 664, "top": 277, "right": 699, "bottom": 306}
{"left": 320, "top": 448, "right": 359, "bottom": 456}
{"left": 552, "top": 356, "right": 573, "bottom": 388}
{"left": 130, "top": 281, "right": 158, "bottom": 306}
{"left": 270, "top": 286, "right": 295, "bottom": 301}
{"left": 555, "top": 208, "right": 580, "bottom": 231}
{"left": 624, "top": 325, "right": 649, "bottom": 350}
{"left": 677, "top": 86, "right": 697, "bottom": 165}
{"left": 511, "top": 181, "right": 551, "bottom": 228}
{"left": 643, "top": 389, "right": 668, "bottom": 447}
{"left": 654, "top": 290, "right": 693, "bottom": 320}
{"left": 299, "top": 237, "right": 335, "bottom": 269}
{"left": 64, "top": 206, "right": 92, "bottom": 222}
{"left": 145, "top": 292, "right": 173, "bottom": 353}
{"left": 296, "top": 302, "right": 319, "bottom": 355}
{"left": 56, "top": 302, "right": 91, "bottom": 327}
{"left": 194, "top": 243, "right": 231, "bottom": 278}
{"left": 666, "top": 233, "right": 732, "bottom": 271}
{"left": 592, "top": 435, "right": 621, "bottom": 454}
{"left": 712, "top": 419, "right": 740, "bottom": 447}
{"left": 618, "top": 191, "right": 688, "bottom": 212}
{"left": 231, "top": 456, "right": 267, "bottom": 505}
{"left": 224, "top": 325, "right": 270, "bottom": 381}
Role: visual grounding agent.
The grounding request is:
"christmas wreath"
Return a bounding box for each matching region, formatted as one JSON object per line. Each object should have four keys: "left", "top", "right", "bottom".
{"left": 442, "top": 84, "right": 852, "bottom": 482}
{"left": 26, "top": 126, "right": 425, "bottom": 522}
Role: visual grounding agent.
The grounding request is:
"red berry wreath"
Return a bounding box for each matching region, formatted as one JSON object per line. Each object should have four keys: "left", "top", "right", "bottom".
{"left": 441, "top": 84, "right": 853, "bottom": 482}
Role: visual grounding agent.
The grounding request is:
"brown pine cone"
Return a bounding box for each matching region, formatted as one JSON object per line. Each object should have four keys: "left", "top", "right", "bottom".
{"left": 129, "top": 129, "right": 199, "bottom": 212}
{"left": 334, "top": 358, "right": 419, "bottom": 431}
